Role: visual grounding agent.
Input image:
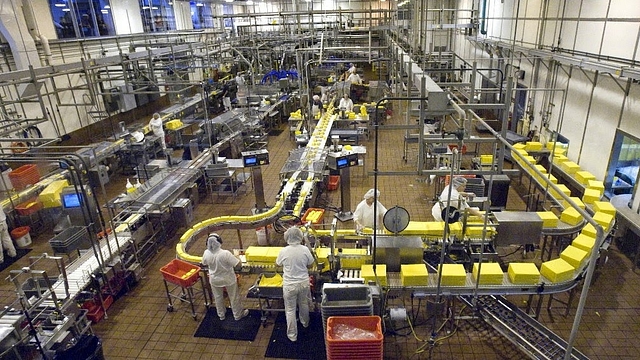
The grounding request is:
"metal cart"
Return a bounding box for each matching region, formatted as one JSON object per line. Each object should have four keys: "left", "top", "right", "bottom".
{"left": 247, "top": 273, "right": 284, "bottom": 326}
{"left": 160, "top": 259, "right": 210, "bottom": 320}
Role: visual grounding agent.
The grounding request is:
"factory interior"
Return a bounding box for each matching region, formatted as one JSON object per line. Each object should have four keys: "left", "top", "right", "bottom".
{"left": 1, "top": 0, "right": 640, "bottom": 359}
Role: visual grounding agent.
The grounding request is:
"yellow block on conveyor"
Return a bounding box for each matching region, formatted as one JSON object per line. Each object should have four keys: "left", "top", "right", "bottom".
{"left": 593, "top": 201, "right": 616, "bottom": 216}
{"left": 560, "top": 161, "right": 580, "bottom": 174}
{"left": 245, "top": 246, "right": 283, "bottom": 263}
{"left": 525, "top": 141, "right": 543, "bottom": 152}
{"left": 572, "top": 233, "right": 596, "bottom": 254}
{"left": 536, "top": 211, "right": 559, "bottom": 228}
{"left": 552, "top": 154, "right": 569, "bottom": 163}
{"left": 448, "top": 222, "right": 463, "bottom": 237}
{"left": 360, "top": 264, "right": 387, "bottom": 286}
{"left": 587, "top": 180, "right": 605, "bottom": 193}
{"left": 560, "top": 245, "right": 588, "bottom": 268}
{"left": 39, "top": 179, "right": 69, "bottom": 208}
{"left": 401, "top": 264, "right": 429, "bottom": 286}
{"left": 315, "top": 248, "right": 330, "bottom": 264}
{"left": 339, "top": 248, "right": 370, "bottom": 269}
{"left": 424, "top": 222, "right": 446, "bottom": 236}
{"left": 393, "top": 221, "right": 430, "bottom": 235}
{"left": 465, "top": 221, "right": 495, "bottom": 237}
{"left": 480, "top": 155, "right": 493, "bottom": 164}
{"left": 550, "top": 184, "right": 571, "bottom": 199}
{"left": 582, "top": 188, "right": 601, "bottom": 204}
{"left": 592, "top": 212, "right": 615, "bottom": 232}
{"left": 563, "top": 197, "right": 585, "bottom": 210}
{"left": 438, "top": 264, "right": 467, "bottom": 286}
{"left": 541, "top": 173, "right": 558, "bottom": 184}
{"left": 508, "top": 263, "right": 540, "bottom": 284}
{"left": 472, "top": 263, "right": 503, "bottom": 285}
{"left": 533, "top": 164, "right": 547, "bottom": 174}
{"left": 259, "top": 273, "right": 283, "bottom": 287}
{"left": 581, "top": 223, "right": 597, "bottom": 238}
{"left": 560, "top": 207, "right": 583, "bottom": 226}
{"left": 541, "top": 258, "right": 575, "bottom": 283}
{"left": 574, "top": 171, "right": 595, "bottom": 185}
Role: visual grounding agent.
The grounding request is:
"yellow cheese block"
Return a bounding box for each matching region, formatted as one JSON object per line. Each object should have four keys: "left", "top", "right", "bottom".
{"left": 550, "top": 184, "right": 571, "bottom": 199}
{"left": 401, "top": 264, "right": 429, "bottom": 286}
{"left": 572, "top": 233, "right": 596, "bottom": 254}
{"left": 560, "top": 207, "right": 583, "bottom": 226}
{"left": 511, "top": 148, "right": 528, "bottom": 160}
{"left": 582, "top": 188, "right": 601, "bottom": 204}
{"left": 259, "top": 273, "right": 283, "bottom": 287}
{"left": 245, "top": 246, "right": 270, "bottom": 262}
{"left": 438, "top": 264, "right": 467, "bottom": 286}
{"left": 593, "top": 201, "right": 616, "bottom": 216}
{"left": 472, "top": 262, "right": 504, "bottom": 285}
{"left": 563, "top": 197, "right": 585, "bottom": 210}
{"left": 465, "top": 222, "right": 495, "bottom": 237}
{"left": 339, "top": 248, "right": 370, "bottom": 269}
{"left": 552, "top": 154, "right": 569, "bottom": 163}
{"left": 424, "top": 221, "right": 446, "bottom": 236}
{"left": 581, "top": 223, "right": 597, "bottom": 238}
{"left": 38, "top": 179, "right": 70, "bottom": 208}
{"left": 267, "top": 247, "right": 284, "bottom": 262}
{"left": 165, "top": 119, "right": 184, "bottom": 130}
{"left": 525, "top": 141, "right": 543, "bottom": 152}
{"left": 448, "top": 222, "right": 463, "bottom": 238}
{"left": 575, "top": 171, "right": 595, "bottom": 185}
{"left": 508, "top": 263, "right": 540, "bottom": 285}
{"left": 536, "top": 211, "right": 559, "bottom": 228}
{"left": 592, "top": 212, "right": 615, "bottom": 232}
{"left": 315, "top": 247, "right": 330, "bottom": 264}
{"left": 513, "top": 143, "right": 527, "bottom": 151}
{"left": 560, "top": 161, "right": 580, "bottom": 174}
{"left": 518, "top": 155, "right": 537, "bottom": 165}
{"left": 541, "top": 258, "right": 575, "bottom": 283}
{"left": 539, "top": 173, "right": 558, "bottom": 184}
{"left": 360, "top": 264, "right": 387, "bottom": 286}
{"left": 533, "top": 164, "right": 547, "bottom": 174}
{"left": 395, "top": 221, "right": 431, "bottom": 235}
{"left": 480, "top": 155, "right": 494, "bottom": 164}
{"left": 587, "top": 180, "right": 605, "bottom": 193}
{"left": 560, "top": 245, "right": 589, "bottom": 269}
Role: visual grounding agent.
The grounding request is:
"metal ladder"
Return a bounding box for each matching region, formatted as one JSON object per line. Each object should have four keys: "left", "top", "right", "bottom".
{"left": 461, "top": 295, "right": 589, "bottom": 360}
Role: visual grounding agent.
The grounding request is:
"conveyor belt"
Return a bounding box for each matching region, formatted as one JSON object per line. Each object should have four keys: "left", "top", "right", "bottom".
{"left": 462, "top": 295, "right": 589, "bottom": 360}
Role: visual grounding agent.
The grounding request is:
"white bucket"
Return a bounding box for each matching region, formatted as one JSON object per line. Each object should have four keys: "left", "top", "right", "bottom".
{"left": 256, "top": 226, "right": 271, "bottom": 246}
{"left": 15, "top": 233, "right": 32, "bottom": 248}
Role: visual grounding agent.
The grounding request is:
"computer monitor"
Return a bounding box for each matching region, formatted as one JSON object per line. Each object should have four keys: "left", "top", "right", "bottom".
{"left": 244, "top": 156, "right": 257, "bottom": 167}
{"left": 62, "top": 192, "right": 82, "bottom": 209}
{"left": 336, "top": 157, "right": 349, "bottom": 169}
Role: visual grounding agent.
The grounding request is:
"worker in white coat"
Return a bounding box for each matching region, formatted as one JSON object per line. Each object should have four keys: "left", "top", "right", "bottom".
{"left": 338, "top": 93, "right": 354, "bottom": 112}
{"left": 148, "top": 112, "right": 166, "bottom": 150}
{"left": 0, "top": 208, "right": 17, "bottom": 264}
{"left": 276, "top": 227, "right": 315, "bottom": 342}
{"left": 431, "top": 176, "right": 484, "bottom": 222}
{"left": 201, "top": 233, "right": 249, "bottom": 321}
{"left": 353, "top": 188, "right": 387, "bottom": 232}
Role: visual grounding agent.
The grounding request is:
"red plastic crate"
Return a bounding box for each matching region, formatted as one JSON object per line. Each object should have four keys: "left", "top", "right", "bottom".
{"left": 328, "top": 175, "right": 340, "bottom": 191}
{"left": 160, "top": 259, "right": 201, "bottom": 288}
{"left": 8, "top": 164, "right": 40, "bottom": 190}
{"left": 326, "top": 316, "right": 383, "bottom": 360}
{"left": 15, "top": 198, "right": 42, "bottom": 216}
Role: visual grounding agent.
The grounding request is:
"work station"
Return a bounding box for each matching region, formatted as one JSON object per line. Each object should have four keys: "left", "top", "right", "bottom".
{"left": 0, "top": 1, "right": 640, "bottom": 359}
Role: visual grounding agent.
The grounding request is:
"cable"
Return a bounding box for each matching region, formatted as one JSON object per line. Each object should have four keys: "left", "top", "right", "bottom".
{"left": 498, "top": 245, "right": 524, "bottom": 258}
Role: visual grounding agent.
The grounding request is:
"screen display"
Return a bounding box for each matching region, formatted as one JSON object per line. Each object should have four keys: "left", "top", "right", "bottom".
{"left": 244, "top": 156, "right": 257, "bottom": 166}
{"left": 62, "top": 193, "right": 81, "bottom": 208}
{"left": 336, "top": 158, "right": 348, "bottom": 168}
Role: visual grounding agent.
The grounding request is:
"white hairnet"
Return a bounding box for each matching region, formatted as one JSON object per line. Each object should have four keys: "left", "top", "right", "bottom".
{"left": 451, "top": 176, "right": 467, "bottom": 188}
{"left": 364, "top": 188, "right": 380, "bottom": 200}
{"left": 153, "top": 112, "right": 160, "bottom": 119}
{"left": 284, "top": 227, "right": 303, "bottom": 245}
{"left": 207, "top": 233, "right": 222, "bottom": 252}
{"left": 313, "top": 95, "right": 320, "bottom": 101}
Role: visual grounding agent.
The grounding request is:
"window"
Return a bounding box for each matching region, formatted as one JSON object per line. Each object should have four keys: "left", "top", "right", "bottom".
{"left": 191, "top": 1, "right": 214, "bottom": 29}
{"left": 140, "top": 0, "right": 176, "bottom": 32}
{"left": 50, "top": 0, "right": 115, "bottom": 39}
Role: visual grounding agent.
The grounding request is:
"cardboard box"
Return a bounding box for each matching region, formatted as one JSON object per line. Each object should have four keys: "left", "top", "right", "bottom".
{"left": 508, "top": 263, "right": 540, "bottom": 284}
{"left": 560, "top": 245, "right": 588, "bottom": 268}
{"left": 361, "top": 264, "right": 387, "bottom": 286}
{"left": 540, "top": 258, "right": 575, "bottom": 283}
{"left": 536, "top": 211, "right": 559, "bottom": 228}
{"left": 472, "top": 262, "right": 504, "bottom": 285}
{"left": 593, "top": 201, "right": 616, "bottom": 216}
{"left": 438, "top": 264, "right": 467, "bottom": 286}
{"left": 401, "top": 264, "right": 429, "bottom": 286}
{"left": 560, "top": 207, "right": 583, "bottom": 226}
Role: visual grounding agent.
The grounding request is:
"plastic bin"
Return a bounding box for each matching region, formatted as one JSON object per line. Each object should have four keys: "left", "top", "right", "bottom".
{"left": 15, "top": 199, "right": 42, "bottom": 216}
{"left": 10, "top": 226, "right": 31, "bottom": 247}
{"left": 160, "top": 259, "right": 201, "bottom": 288}
{"left": 8, "top": 164, "right": 40, "bottom": 190}
{"left": 54, "top": 335, "right": 105, "bottom": 360}
{"left": 49, "top": 226, "right": 89, "bottom": 254}
{"left": 326, "top": 316, "right": 383, "bottom": 360}
{"left": 328, "top": 175, "right": 340, "bottom": 191}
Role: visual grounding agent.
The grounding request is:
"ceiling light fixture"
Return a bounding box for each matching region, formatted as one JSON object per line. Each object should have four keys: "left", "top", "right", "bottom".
{"left": 247, "top": 0, "right": 254, "bottom": 4}
{"left": 54, "top": 3, "right": 66, "bottom": 7}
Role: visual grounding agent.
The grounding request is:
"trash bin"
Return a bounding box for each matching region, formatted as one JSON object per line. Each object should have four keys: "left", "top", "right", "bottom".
{"left": 10, "top": 226, "right": 31, "bottom": 248}
{"left": 54, "top": 335, "right": 104, "bottom": 360}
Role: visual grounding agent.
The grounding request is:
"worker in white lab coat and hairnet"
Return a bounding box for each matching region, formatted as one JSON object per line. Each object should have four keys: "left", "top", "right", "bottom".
{"left": 201, "top": 233, "right": 249, "bottom": 321}
{"left": 276, "top": 227, "right": 315, "bottom": 342}
{"left": 0, "top": 208, "right": 16, "bottom": 264}
{"left": 353, "top": 188, "right": 387, "bottom": 232}
{"left": 148, "top": 112, "right": 166, "bottom": 150}
{"left": 431, "top": 176, "right": 484, "bottom": 222}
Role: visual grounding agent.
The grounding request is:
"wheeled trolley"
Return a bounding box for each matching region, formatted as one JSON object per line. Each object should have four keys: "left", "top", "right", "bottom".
{"left": 160, "top": 259, "right": 210, "bottom": 320}
{"left": 247, "top": 273, "right": 285, "bottom": 326}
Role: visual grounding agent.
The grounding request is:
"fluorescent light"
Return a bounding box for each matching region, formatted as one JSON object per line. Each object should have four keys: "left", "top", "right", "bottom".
{"left": 104, "top": 5, "right": 110, "bottom": 8}
{"left": 101, "top": 9, "right": 108, "bottom": 14}
{"left": 152, "top": 6, "right": 158, "bottom": 9}
{"left": 247, "top": 0, "right": 254, "bottom": 4}
{"left": 142, "top": 6, "right": 150, "bottom": 9}
{"left": 224, "top": 0, "right": 233, "bottom": 2}
{"left": 62, "top": 8, "right": 71, "bottom": 11}
{"left": 54, "top": 3, "right": 66, "bottom": 7}
{"left": 196, "top": 2, "right": 204, "bottom": 6}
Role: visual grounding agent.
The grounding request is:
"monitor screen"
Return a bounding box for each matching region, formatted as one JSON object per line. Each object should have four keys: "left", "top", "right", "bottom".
{"left": 62, "top": 193, "right": 82, "bottom": 208}
{"left": 244, "top": 156, "right": 257, "bottom": 166}
{"left": 336, "top": 157, "right": 348, "bottom": 168}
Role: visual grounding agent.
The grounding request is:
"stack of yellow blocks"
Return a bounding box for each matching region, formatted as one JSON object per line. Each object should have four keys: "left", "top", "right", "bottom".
{"left": 575, "top": 171, "right": 595, "bottom": 185}
{"left": 39, "top": 179, "right": 70, "bottom": 208}
{"left": 560, "top": 245, "right": 589, "bottom": 268}
{"left": 563, "top": 197, "right": 585, "bottom": 210}
{"left": 525, "top": 141, "right": 543, "bottom": 152}
{"left": 472, "top": 263, "right": 504, "bottom": 285}
{"left": 394, "top": 221, "right": 431, "bottom": 235}
{"left": 587, "top": 180, "right": 605, "bottom": 194}
{"left": 592, "top": 212, "right": 615, "bottom": 232}
{"left": 560, "top": 161, "right": 580, "bottom": 174}
{"left": 540, "top": 258, "right": 575, "bottom": 283}
{"left": 593, "top": 201, "right": 616, "bottom": 216}
{"left": 560, "top": 207, "right": 583, "bottom": 226}
{"left": 536, "top": 211, "right": 559, "bottom": 228}
{"left": 339, "top": 249, "right": 370, "bottom": 269}
{"left": 401, "top": 264, "right": 429, "bottom": 286}
{"left": 360, "top": 264, "right": 387, "bottom": 286}
{"left": 572, "top": 233, "right": 596, "bottom": 255}
{"left": 582, "top": 188, "right": 601, "bottom": 204}
{"left": 508, "top": 263, "right": 540, "bottom": 284}
{"left": 245, "top": 246, "right": 283, "bottom": 264}
{"left": 424, "top": 221, "right": 446, "bottom": 236}
{"left": 438, "top": 264, "right": 467, "bottom": 286}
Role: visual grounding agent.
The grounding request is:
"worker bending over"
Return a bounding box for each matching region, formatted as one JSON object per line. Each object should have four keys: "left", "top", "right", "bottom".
{"left": 432, "top": 176, "right": 484, "bottom": 222}
{"left": 354, "top": 188, "right": 387, "bottom": 232}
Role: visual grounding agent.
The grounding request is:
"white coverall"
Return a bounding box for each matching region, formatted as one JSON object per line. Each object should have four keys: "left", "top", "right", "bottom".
{"left": 202, "top": 242, "right": 244, "bottom": 320}
{"left": 149, "top": 115, "right": 166, "bottom": 150}
{"left": 0, "top": 209, "right": 17, "bottom": 263}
